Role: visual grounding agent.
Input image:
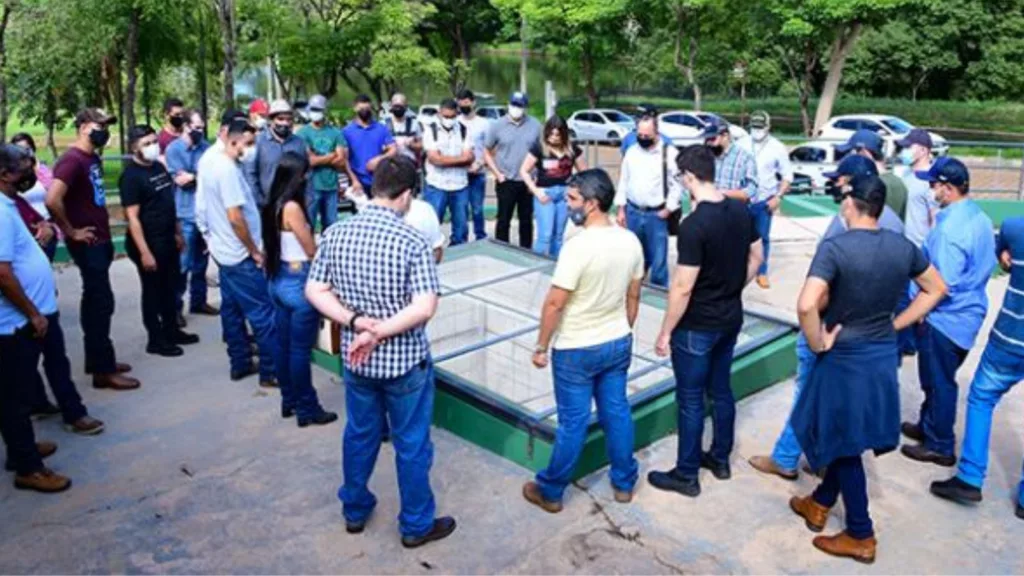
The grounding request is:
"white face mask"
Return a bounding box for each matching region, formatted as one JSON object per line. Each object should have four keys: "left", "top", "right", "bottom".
{"left": 751, "top": 128, "right": 768, "bottom": 142}
{"left": 141, "top": 142, "right": 160, "bottom": 162}
{"left": 440, "top": 117, "right": 455, "bottom": 130}
{"left": 309, "top": 111, "right": 325, "bottom": 123}
{"left": 508, "top": 106, "right": 524, "bottom": 120}
{"left": 240, "top": 146, "right": 257, "bottom": 164}
{"left": 254, "top": 117, "right": 268, "bottom": 130}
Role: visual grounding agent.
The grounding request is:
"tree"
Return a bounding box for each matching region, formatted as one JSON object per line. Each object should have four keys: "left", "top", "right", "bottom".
{"left": 0, "top": 1, "right": 13, "bottom": 141}
{"left": 212, "top": 0, "right": 237, "bottom": 109}
{"left": 418, "top": 0, "right": 502, "bottom": 93}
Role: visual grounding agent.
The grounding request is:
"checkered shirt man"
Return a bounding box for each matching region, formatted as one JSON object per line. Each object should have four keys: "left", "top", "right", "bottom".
{"left": 714, "top": 143, "right": 757, "bottom": 199}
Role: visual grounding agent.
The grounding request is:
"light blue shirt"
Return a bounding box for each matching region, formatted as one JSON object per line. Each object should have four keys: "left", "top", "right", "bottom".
{"left": 196, "top": 147, "right": 262, "bottom": 267}
{"left": 0, "top": 195, "right": 57, "bottom": 335}
{"left": 990, "top": 217, "right": 1024, "bottom": 355}
{"left": 166, "top": 137, "right": 210, "bottom": 221}
{"left": 902, "top": 169, "right": 938, "bottom": 247}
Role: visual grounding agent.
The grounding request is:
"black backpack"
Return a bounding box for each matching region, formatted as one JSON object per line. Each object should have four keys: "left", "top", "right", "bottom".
{"left": 430, "top": 121, "right": 468, "bottom": 142}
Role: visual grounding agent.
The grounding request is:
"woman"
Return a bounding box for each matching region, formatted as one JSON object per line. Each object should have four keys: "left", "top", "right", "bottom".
{"left": 261, "top": 151, "right": 337, "bottom": 428}
{"left": 11, "top": 133, "right": 58, "bottom": 259}
{"left": 520, "top": 116, "right": 585, "bottom": 258}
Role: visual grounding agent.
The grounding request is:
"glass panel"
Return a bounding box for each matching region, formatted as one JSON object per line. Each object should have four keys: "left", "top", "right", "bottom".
{"left": 464, "top": 270, "right": 552, "bottom": 317}
{"left": 427, "top": 293, "right": 536, "bottom": 360}
{"left": 437, "top": 242, "right": 553, "bottom": 291}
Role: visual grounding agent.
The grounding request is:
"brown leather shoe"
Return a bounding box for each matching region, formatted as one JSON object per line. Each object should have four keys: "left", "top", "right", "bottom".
{"left": 14, "top": 468, "right": 72, "bottom": 493}
{"left": 115, "top": 363, "right": 133, "bottom": 374}
{"left": 756, "top": 275, "right": 771, "bottom": 289}
{"left": 613, "top": 489, "right": 633, "bottom": 503}
{"left": 522, "top": 481, "right": 563, "bottom": 513}
{"left": 790, "top": 495, "right": 830, "bottom": 532}
{"left": 749, "top": 455, "right": 798, "bottom": 481}
{"left": 191, "top": 303, "right": 220, "bottom": 316}
{"left": 64, "top": 416, "right": 105, "bottom": 436}
{"left": 37, "top": 441, "right": 57, "bottom": 459}
{"left": 259, "top": 378, "right": 279, "bottom": 389}
{"left": 93, "top": 373, "right": 141, "bottom": 391}
{"left": 812, "top": 531, "right": 877, "bottom": 564}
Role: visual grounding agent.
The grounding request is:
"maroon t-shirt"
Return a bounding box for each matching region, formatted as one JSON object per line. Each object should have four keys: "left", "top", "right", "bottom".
{"left": 158, "top": 128, "right": 179, "bottom": 153}
{"left": 52, "top": 147, "right": 111, "bottom": 244}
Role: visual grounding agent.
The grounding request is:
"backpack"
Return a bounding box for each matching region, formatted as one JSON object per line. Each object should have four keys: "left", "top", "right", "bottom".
{"left": 388, "top": 115, "right": 423, "bottom": 167}
{"left": 430, "top": 121, "right": 468, "bottom": 143}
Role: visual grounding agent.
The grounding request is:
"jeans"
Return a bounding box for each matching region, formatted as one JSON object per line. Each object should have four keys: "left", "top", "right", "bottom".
{"left": 467, "top": 173, "right": 487, "bottom": 241}
{"left": 177, "top": 219, "right": 209, "bottom": 313}
{"left": 956, "top": 342, "right": 1024, "bottom": 503}
{"left": 66, "top": 241, "right": 117, "bottom": 375}
{"left": 0, "top": 325, "right": 44, "bottom": 475}
{"left": 496, "top": 180, "right": 533, "bottom": 248}
{"left": 536, "top": 335, "right": 638, "bottom": 502}
{"left": 749, "top": 201, "right": 772, "bottom": 276}
{"left": 532, "top": 185, "right": 568, "bottom": 258}
{"left": 129, "top": 244, "right": 181, "bottom": 346}
{"left": 308, "top": 189, "right": 339, "bottom": 232}
{"left": 670, "top": 326, "right": 740, "bottom": 478}
{"left": 424, "top": 184, "right": 469, "bottom": 246}
{"left": 270, "top": 263, "right": 323, "bottom": 419}
{"left": 27, "top": 313, "right": 87, "bottom": 424}
{"left": 812, "top": 455, "right": 874, "bottom": 539}
{"left": 770, "top": 333, "right": 816, "bottom": 471}
{"left": 219, "top": 258, "right": 278, "bottom": 382}
{"left": 917, "top": 322, "right": 968, "bottom": 456}
{"left": 340, "top": 359, "right": 436, "bottom": 538}
{"left": 625, "top": 204, "right": 668, "bottom": 287}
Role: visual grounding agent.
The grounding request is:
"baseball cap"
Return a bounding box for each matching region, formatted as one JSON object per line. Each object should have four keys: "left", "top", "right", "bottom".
{"left": 308, "top": 94, "right": 328, "bottom": 111}
{"left": 835, "top": 129, "right": 884, "bottom": 156}
{"left": 74, "top": 107, "right": 117, "bottom": 129}
{"left": 269, "top": 99, "right": 293, "bottom": 118}
{"left": 897, "top": 128, "right": 933, "bottom": 150}
{"left": 915, "top": 156, "right": 969, "bottom": 187}
{"left": 842, "top": 174, "right": 888, "bottom": 211}
{"left": 220, "top": 108, "right": 247, "bottom": 127}
{"left": 700, "top": 116, "right": 730, "bottom": 139}
{"left": 509, "top": 91, "right": 528, "bottom": 107}
{"left": 823, "top": 154, "right": 879, "bottom": 181}
{"left": 749, "top": 110, "right": 770, "bottom": 130}
{"left": 249, "top": 98, "right": 269, "bottom": 115}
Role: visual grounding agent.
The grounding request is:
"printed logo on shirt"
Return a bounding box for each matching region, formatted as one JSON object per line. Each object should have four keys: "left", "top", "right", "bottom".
{"left": 89, "top": 162, "right": 106, "bottom": 207}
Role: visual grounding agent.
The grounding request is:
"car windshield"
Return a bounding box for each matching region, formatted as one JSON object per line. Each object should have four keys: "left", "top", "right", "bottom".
{"left": 695, "top": 113, "right": 719, "bottom": 125}
{"left": 421, "top": 108, "right": 437, "bottom": 116}
{"left": 603, "top": 111, "right": 633, "bottom": 123}
{"left": 881, "top": 117, "right": 914, "bottom": 134}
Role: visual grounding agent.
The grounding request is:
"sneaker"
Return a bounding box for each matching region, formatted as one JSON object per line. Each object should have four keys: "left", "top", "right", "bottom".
{"left": 146, "top": 342, "right": 184, "bottom": 358}
{"left": 700, "top": 452, "right": 731, "bottom": 480}
{"left": 647, "top": 469, "right": 700, "bottom": 498}
{"left": 4, "top": 442, "right": 57, "bottom": 472}
{"left": 901, "top": 421, "right": 924, "bottom": 442}
{"left": 930, "top": 476, "right": 982, "bottom": 504}
{"left": 298, "top": 411, "right": 338, "bottom": 428}
{"left": 400, "top": 517, "right": 457, "bottom": 549}
{"left": 14, "top": 468, "right": 72, "bottom": 493}
{"left": 171, "top": 331, "right": 201, "bottom": 346}
{"left": 64, "top": 416, "right": 105, "bottom": 436}
{"left": 230, "top": 364, "right": 259, "bottom": 381}
{"left": 901, "top": 443, "right": 956, "bottom": 467}
{"left": 30, "top": 402, "right": 61, "bottom": 420}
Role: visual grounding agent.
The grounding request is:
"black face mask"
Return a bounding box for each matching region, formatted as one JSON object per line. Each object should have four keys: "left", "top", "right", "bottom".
{"left": 458, "top": 105, "right": 473, "bottom": 116}
{"left": 14, "top": 168, "right": 37, "bottom": 193}
{"left": 272, "top": 124, "right": 292, "bottom": 139}
{"left": 637, "top": 137, "right": 655, "bottom": 149}
{"left": 170, "top": 115, "right": 185, "bottom": 129}
{"left": 391, "top": 106, "right": 407, "bottom": 117}
{"left": 826, "top": 180, "right": 843, "bottom": 203}
{"left": 189, "top": 129, "right": 204, "bottom": 146}
{"left": 357, "top": 109, "right": 373, "bottom": 122}
{"left": 89, "top": 128, "right": 111, "bottom": 149}
{"left": 707, "top": 144, "right": 724, "bottom": 157}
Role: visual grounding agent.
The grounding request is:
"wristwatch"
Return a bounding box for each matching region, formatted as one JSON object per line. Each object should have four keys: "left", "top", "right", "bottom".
{"left": 534, "top": 345, "right": 547, "bottom": 354}
{"left": 349, "top": 313, "right": 363, "bottom": 330}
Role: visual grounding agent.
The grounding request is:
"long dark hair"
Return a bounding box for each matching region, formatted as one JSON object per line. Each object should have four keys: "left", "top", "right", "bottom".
{"left": 542, "top": 115, "right": 571, "bottom": 156}
{"left": 261, "top": 151, "right": 310, "bottom": 277}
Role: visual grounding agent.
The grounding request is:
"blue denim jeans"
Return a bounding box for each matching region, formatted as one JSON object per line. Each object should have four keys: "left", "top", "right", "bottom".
{"left": 467, "top": 173, "right": 487, "bottom": 241}
{"left": 917, "top": 322, "right": 968, "bottom": 456}
{"left": 270, "top": 263, "right": 323, "bottom": 419}
{"left": 27, "top": 313, "right": 88, "bottom": 424}
{"left": 536, "top": 335, "right": 638, "bottom": 502}
{"left": 218, "top": 258, "right": 278, "bottom": 382}
{"left": 625, "top": 204, "right": 668, "bottom": 287}
{"left": 532, "top": 185, "right": 568, "bottom": 258}
{"left": 749, "top": 201, "right": 772, "bottom": 276}
{"left": 957, "top": 342, "right": 1024, "bottom": 503}
{"left": 812, "top": 455, "right": 874, "bottom": 539}
{"left": 424, "top": 184, "right": 469, "bottom": 246}
{"left": 770, "top": 333, "right": 816, "bottom": 471}
{"left": 340, "top": 359, "right": 436, "bottom": 538}
{"left": 670, "top": 326, "right": 740, "bottom": 478}
{"left": 177, "top": 219, "right": 209, "bottom": 313}
{"left": 307, "top": 189, "right": 339, "bottom": 232}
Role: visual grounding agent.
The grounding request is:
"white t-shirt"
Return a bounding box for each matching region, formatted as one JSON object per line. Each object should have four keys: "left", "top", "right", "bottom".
{"left": 196, "top": 145, "right": 262, "bottom": 267}
{"left": 423, "top": 122, "right": 471, "bottom": 191}
{"left": 460, "top": 114, "right": 490, "bottom": 171}
{"left": 405, "top": 198, "right": 445, "bottom": 250}
{"left": 751, "top": 135, "right": 794, "bottom": 203}
{"left": 21, "top": 181, "right": 50, "bottom": 220}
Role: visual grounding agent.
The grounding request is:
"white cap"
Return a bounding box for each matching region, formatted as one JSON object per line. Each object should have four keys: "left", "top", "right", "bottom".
{"left": 269, "top": 99, "right": 293, "bottom": 118}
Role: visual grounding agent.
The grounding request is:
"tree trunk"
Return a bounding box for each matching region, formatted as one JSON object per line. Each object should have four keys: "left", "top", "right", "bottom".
{"left": 197, "top": 5, "right": 209, "bottom": 134}
{"left": 912, "top": 69, "right": 929, "bottom": 102}
{"left": 45, "top": 92, "right": 57, "bottom": 159}
{"left": 518, "top": 15, "right": 527, "bottom": 94}
{"left": 672, "top": 11, "right": 701, "bottom": 111}
{"left": 115, "top": 57, "right": 126, "bottom": 155}
{"left": 581, "top": 46, "right": 598, "bottom": 109}
{"left": 812, "top": 22, "right": 863, "bottom": 136}
{"left": 0, "top": 2, "right": 11, "bottom": 143}
{"left": 124, "top": 5, "right": 140, "bottom": 131}
{"left": 214, "top": 0, "right": 236, "bottom": 109}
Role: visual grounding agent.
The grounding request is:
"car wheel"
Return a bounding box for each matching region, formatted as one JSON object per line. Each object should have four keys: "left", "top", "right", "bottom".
{"left": 569, "top": 129, "right": 577, "bottom": 139}
{"left": 606, "top": 131, "right": 621, "bottom": 146}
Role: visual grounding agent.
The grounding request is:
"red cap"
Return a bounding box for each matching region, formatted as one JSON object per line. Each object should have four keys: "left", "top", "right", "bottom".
{"left": 249, "top": 98, "right": 269, "bottom": 115}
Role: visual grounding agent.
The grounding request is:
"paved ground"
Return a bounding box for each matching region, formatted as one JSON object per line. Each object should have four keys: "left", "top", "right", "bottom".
{"left": 1, "top": 216, "right": 1022, "bottom": 574}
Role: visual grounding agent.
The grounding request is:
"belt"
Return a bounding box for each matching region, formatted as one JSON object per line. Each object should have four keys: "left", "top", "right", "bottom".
{"left": 627, "top": 201, "right": 665, "bottom": 212}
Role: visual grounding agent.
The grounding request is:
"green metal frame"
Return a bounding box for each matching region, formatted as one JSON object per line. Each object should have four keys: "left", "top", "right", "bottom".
{"left": 781, "top": 194, "right": 1024, "bottom": 226}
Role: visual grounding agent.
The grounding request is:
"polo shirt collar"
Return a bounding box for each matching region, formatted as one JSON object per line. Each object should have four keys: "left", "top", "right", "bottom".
{"left": 364, "top": 203, "right": 403, "bottom": 219}
{"left": 0, "top": 193, "right": 13, "bottom": 207}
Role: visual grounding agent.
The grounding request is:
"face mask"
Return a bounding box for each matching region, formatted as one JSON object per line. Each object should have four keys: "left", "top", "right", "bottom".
{"left": 14, "top": 169, "right": 37, "bottom": 193}
{"left": 637, "top": 136, "right": 655, "bottom": 149}
{"left": 508, "top": 106, "right": 524, "bottom": 120}
{"left": 141, "top": 143, "right": 160, "bottom": 162}
{"left": 272, "top": 124, "right": 292, "bottom": 139}
{"left": 440, "top": 117, "right": 455, "bottom": 130}
{"left": 357, "top": 108, "right": 373, "bottom": 122}
{"left": 309, "top": 111, "right": 325, "bottom": 123}
{"left": 899, "top": 148, "right": 915, "bottom": 166}
{"left": 170, "top": 116, "right": 185, "bottom": 129}
{"left": 89, "top": 128, "right": 111, "bottom": 149}
{"left": 390, "top": 106, "right": 407, "bottom": 118}
{"left": 752, "top": 129, "right": 768, "bottom": 142}
{"left": 568, "top": 204, "right": 590, "bottom": 226}
{"left": 189, "top": 129, "right": 204, "bottom": 146}
{"left": 707, "top": 144, "right": 724, "bottom": 157}
{"left": 254, "top": 117, "right": 268, "bottom": 130}
{"left": 826, "top": 180, "right": 844, "bottom": 204}
{"left": 458, "top": 105, "right": 473, "bottom": 116}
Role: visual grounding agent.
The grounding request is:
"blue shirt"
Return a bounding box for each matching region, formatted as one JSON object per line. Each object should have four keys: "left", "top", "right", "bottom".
{"left": 165, "top": 137, "right": 210, "bottom": 220}
{"left": 342, "top": 121, "right": 395, "bottom": 188}
{"left": 914, "top": 198, "right": 996, "bottom": 350}
{"left": 244, "top": 130, "right": 308, "bottom": 207}
{"left": 990, "top": 217, "right": 1024, "bottom": 356}
{"left": 0, "top": 195, "right": 57, "bottom": 335}
{"left": 619, "top": 131, "right": 671, "bottom": 155}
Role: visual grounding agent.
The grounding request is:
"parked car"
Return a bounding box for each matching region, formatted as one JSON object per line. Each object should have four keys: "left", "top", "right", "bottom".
{"left": 477, "top": 105, "right": 507, "bottom": 121}
{"left": 817, "top": 114, "right": 949, "bottom": 157}
{"left": 657, "top": 110, "right": 749, "bottom": 146}
{"left": 788, "top": 140, "right": 841, "bottom": 194}
{"left": 567, "top": 109, "right": 636, "bottom": 144}
{"left": 417, "top": 104, "right": 440, "bottom": 127}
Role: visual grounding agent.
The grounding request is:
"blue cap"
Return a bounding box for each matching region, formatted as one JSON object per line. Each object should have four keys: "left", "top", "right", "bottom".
{"left": 823, "top": 154, "right": 879, "bottom": 181}
{"left": 509, "top": 91, "right": 528, "bottom": 107}
{"left": 915, "top": 156, "right": 969, "bottom": 187}
{"left": 835, "top": 129, "right": 884, "bottom": 156}
{"left": 700, "top": 116, "right": 729, "bottom": 139}
{"left": 896, "top": 128, "right": 933, "bottom": 150}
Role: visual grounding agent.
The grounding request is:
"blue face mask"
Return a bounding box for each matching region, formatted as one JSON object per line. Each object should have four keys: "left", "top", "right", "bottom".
{"left": 899, "top": 148, "right": 915, "bottom": 166}
{"left": 568, "top": 205, "right": 589, "bottom": 226}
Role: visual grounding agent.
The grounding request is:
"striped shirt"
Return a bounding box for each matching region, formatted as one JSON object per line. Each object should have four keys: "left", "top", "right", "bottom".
{"left": 991, "top": 216, "right": 1024, "bottom": 355}
{"left": 714, "top": 143, "right": 757, "bottom": 199}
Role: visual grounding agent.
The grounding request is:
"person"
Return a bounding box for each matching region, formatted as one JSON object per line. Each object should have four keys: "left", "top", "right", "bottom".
{"left": 836, "top": 129, "right": 908, "bottom": 221}
{"left": 422, "top": 99, "right": 473, "bottom": 246}
{"left": 343, "top": 94, "right": 396, "bottom": 198}
{"left": 902, "top": 157, "right": 996, "bottom": 466}
{"left": 930, "top": 216, "right": 1024, "bottom": 521}
{"left": 520, "top": 115, "right": 585, "bottom": 259}
{"left": 305, "top": 155, "right": 456, "bottom": 548}
{"left": 249, "top": 98, "right": 270, "bottom": 133}
{"left": 747, "top": 111, "right": 793, "bottom": 289}
{"left": 10, "top": 136, "right": 58, "bottom": 262}
{"left": 788, "top": 174, "right": 945, "bottom": 564}
{"left": 614, "top": 115, "right": 682, "bottom": 288}
{"left": 702, "top": 117, "right": 756, "bottom": 203}
{"left": 245, "top": 99, "right": 308, "bottom": 208}
{"left": 166, "top": 109, "right": 217, "bottom": 326}
{"left": 384, "top": 92, "right": 423, "bottom": 163}
{"left": 646, "top": 145, "right": 762, "bottom": 498}
{"left": 11, "top": 133, "right": 55, "bottom": 217}
{"left": 619, "top": 109, "right": 671, "bottom": 155}
{"left": 46, "top": 108, "right": 140, "bottom": 391}
{"left": 899, "top": 128, "right": 938, "bottom": 248}
{"left": 484, "top": 91, "right": 542, "bottom": 248}
{"left": 405, "top": 192, "right": 445, "bottom": 263}
{"left": 120, "top": 125, "right": 200, "bottom": 358}
{"left": 157, "top": 97, "right": 186, "bottom": 155}
{"left": 260, "top": 151, "right": 338, "bottom": 427}
{"left": 521, "top": 169, "right": 644, "bottom": 512}
{"left": 457, "top": 89, "right": 490, "bottom": 241}
{"left": 298, "top": 94, "right": 348, "bottom": 231}
{"left": 196, "top": 118, "right": 279, "bottom": 388}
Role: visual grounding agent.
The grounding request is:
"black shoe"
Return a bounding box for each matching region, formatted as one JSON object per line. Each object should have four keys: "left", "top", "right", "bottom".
{"left": 282, "top": 406, "right": 295, "bottom": 419}
{"left": 901, "top": 443, "right": 956, "bottom": 467}
{"left": 401, "top": 517, "right": 457, "bottom": 549}
{"left": 176, "top": 312, "right": 187, "bottom": 328}
{"left": 346, "top": 521, "right": 366, "bottom": 534}
{"left": 647, "top": 469, "right": 700, "bottom": 498}
{"left": 30, "top": 402, "right": 61, "bottom": 420}
{"left": 230, "top": 364, "right": 259, "bottom": 381}
{"left": 190, "top": 303, "right": 219, "bottom": 316}
{"left": 700, "top": 452, "right": 731, "bottom": 480}
{"left": 146, "top": 342, "right": 185, "bottom": 357}
{"left": 901, "top": 421, "right": 924, "bottom": 442}
{"left": 930, "top": 476, "right": 982, "bottom": 504}
{"left": 298, "top": 411, "right": 338, "bottom": 428}
{"left": 171, "top": 331, "right": 200, "bottom": 345}
{"left": 1016, "top": 503, "right": 1023, "bottom": 520}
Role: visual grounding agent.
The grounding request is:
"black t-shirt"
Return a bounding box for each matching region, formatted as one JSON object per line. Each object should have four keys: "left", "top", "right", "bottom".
{"left": 118, "top": 161, "right": 177, "bottom": 251}
{"left": 529, "top": 142, "right": 582, "bottom": 187}
{"left": 809, "top": 229, "right": 929, "bottom": 344}
{"left": 675, "top": 198, "right": 760, "bottom": 331}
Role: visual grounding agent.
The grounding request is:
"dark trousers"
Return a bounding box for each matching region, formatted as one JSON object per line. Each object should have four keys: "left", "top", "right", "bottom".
{"left": 27, "top": 313, "right": 87, "bottom": 424}
{"left": 129, "top": 244, "right": 182, "bottom": 346}
{"left": 917, "top": 322, "right": 968, "bottom": 456}
{"left": 812, "top": 455, "right": 874, "bottom": 539}
{"left": 495, "top": 180, "right": 533, "bottom": 249}
{"left": 66, "top": 241, "right": 117, "bottom": 374}
{"left": 0, "top": 325, "right": 44, "bottom": 475}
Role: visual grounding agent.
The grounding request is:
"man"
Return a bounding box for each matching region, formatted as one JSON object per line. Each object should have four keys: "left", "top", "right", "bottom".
{"left": 484, "top": 91, "right": 542, "bottom": 248}
{"left": 748, "top": 111, "right": 793, "bottom": 289}
{"left": 619, "top": 109, "right": 671, "bottom": 155}
{"left": 196, "top": 119, "right": 278, "bottom": 387}
{"left": 897, "top": 128, "right": 937, "bottom": 356}
{"left": 305, "top": 155, "right": 456, "bottom": 548}
{"left": 405, "top": 192, "right": 445, "bottom": 264}
{"left": 457, "top": 89, "right": 490, "bottom": 241}
{"left": 614, "top": 115, "right": 682, "bottom": 288}
{"left": 245, "top": 99, "right": 308, "bottom": 208}
{"left": 647, "top": 145, "right": 762, "bottom": 498}
{"left": 249, "top": 98, "right": 270, "bottom": 133}
{"left": 836, "top": 129, "right": 908, "bottom": 221}
{"left": 157, "top": 97, "right": 185, "bottom": 155}
{"left": 166, "top": 109, "right": 217, "bottom": 326}
{"left": 46, "top": 108, "right": 139, "bottom": 391}
{"left": 384, "top": 93, "right": 423, "bottom": 163}
{"left": 423, "top": 99, "right": 473, "bottom": 246}
{"left": 930, "top": 216, "right": 1024, "bottom": 520}
{"left": 902, "top": 157, "right": 996, "bottom": 466}
{"left": 522, "top": 169, "right": 644, "bottom": 512}
{"left": 298, "top": 94, "right": 348, "bottom": 231}
{"left": 343, "top": 94, "right": 396, "bottom": 197}
{"left": 702, "top": 117, "right": 756, "bottom": 203}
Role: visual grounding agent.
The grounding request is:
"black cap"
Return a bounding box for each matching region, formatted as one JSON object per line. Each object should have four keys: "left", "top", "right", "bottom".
{"left": 220, "top": 108, "right": 247, "bottom": 127}
{"left": 842, "top": 174, "right": 887, "bottom": 212}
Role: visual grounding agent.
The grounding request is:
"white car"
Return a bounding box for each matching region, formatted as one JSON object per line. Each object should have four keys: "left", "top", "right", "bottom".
{"left": 477, "top": 105, "right": 506, "bottom": 121}
{"left": 788, "top": 140, "right": 841, "bottom": 194}
{"left": 567, "top": 109, "right": 636, "bottom": 143}
{"left": 817, "top": 114, "right": 949, "bottom": 157}
{"left": 657, "top": 111, "right": 750, "bottom": 147}
{"left": 417, "top": 104, "right": 439, "bottom": 127}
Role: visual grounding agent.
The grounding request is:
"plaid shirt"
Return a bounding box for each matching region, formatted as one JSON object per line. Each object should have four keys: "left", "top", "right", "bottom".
{"left": 308, "top": 204, "right": 440, "bottom": 379}
{"left": 714, "top": 143, "right": 757, "bottom": 199}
